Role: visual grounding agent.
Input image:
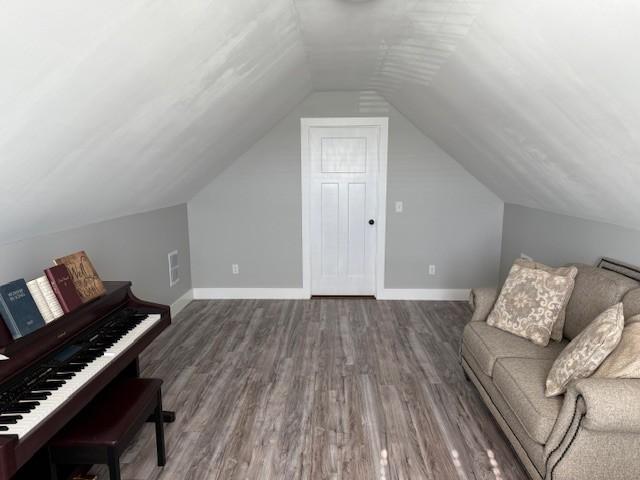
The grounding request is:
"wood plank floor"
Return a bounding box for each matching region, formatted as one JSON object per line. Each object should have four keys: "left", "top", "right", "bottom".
{"left": 93, "top": 299, "right": 528, "bottom": 480}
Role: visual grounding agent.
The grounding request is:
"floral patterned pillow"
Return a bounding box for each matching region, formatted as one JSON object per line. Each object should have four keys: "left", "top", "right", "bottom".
{"left": 514, "top": 259, "right": 578, "bottom": 341}
{"left": 545, "top": 303, "right": 624, "bottom": 397}
{"left": 487, "top": 264, "right": 575, "bottom": 346}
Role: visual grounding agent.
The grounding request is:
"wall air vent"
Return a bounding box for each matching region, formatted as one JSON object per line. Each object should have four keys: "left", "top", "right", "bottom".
{"left": 168, "top": 250, "right": 180, "bottom": 287}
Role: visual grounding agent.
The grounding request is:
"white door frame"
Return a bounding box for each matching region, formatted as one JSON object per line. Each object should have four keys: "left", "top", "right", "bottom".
{"left": 301, "top": 117, "right": 389, "bottom": 298}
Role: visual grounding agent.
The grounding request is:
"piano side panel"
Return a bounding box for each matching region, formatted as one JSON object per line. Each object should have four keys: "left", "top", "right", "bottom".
{"left": 0, "top": 437, "right": 17, "bottom": 480}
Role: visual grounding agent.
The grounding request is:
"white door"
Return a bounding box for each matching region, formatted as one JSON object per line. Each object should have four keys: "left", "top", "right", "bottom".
{"left": 309, "top": 126, "right": 380, "bottom": 295}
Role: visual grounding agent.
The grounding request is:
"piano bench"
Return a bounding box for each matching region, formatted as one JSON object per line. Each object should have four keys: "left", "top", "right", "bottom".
{"left": 47, "top": 378, "right": 166, "bottom": 480}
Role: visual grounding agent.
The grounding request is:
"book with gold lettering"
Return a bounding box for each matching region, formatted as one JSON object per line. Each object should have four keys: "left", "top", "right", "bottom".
{"left": 54, "top": 251, "right": 106, "bottom": 303}
{"left": 45, "top": 265, "right": 83, "bottom": 313}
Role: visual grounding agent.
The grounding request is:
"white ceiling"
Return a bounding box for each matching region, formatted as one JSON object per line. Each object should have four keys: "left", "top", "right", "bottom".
{"left": 384, "top": 0, "right": 640, "bottom": 229}
{"left": 296, "top": 0, "right": 486, "bottom": 91}
{"left": 0, "top": 0, "right": 311, "bottom": 243}
{"left": 2, "top": 0, "right": 640, "bottom": 243}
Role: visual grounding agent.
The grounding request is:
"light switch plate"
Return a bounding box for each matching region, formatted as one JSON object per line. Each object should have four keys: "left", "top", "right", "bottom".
{"left": 395, "top": 201, "right": 403, "bottom": 213}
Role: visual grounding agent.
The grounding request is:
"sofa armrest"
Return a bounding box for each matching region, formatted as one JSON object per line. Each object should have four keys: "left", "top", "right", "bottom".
{"left": 574, "top": 378, "right": 640, "bottom": 433}
{"left": 468, "top": 287, "right": 499, "bottom": 322}
{"left": 544, "top": 379, "right": 640, "bottom": 478}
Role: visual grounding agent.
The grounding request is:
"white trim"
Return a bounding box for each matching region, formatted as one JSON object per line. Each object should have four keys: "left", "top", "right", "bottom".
{"left": 376, "top": 119, "right": 389, "bottom": 297}
{"left": 376, "top": 289, "right": 470, "bottom": 301}
{"left": 188, "top": 288, "right": 468, "bottom": 302}
{"left": 300, "top": 117, "right": 389, "bottom": 298}
{"left": 193, "top": 288, "right": 309, "bottom": 300}
{"left": 170, "top": 288, "right": 194, "bottom": 317}
{"left": 301, "top": 120, "right": 311, "bottom": 297}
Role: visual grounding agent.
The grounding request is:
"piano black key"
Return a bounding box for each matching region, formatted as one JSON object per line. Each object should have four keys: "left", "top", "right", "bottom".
{"left": 72, "top": 356, "right": 97, "bottom": 363}
{"left": 41, "top": 379, "right": 66, "bottom": 386}
{"left": 4, "top": 406, "right": 33, "bottom": 414}
{"left": 21, "top": 392, "right": 50, "bottom": 400}
{"left": 0, "top": 415, "right": 22, "bottom": 421}
{"left": 34, "top": 381, "right": 65, "bottom": 390}
{"left": 58, "top": 365, "right": 84, "bottom": 373}
{"left": 0, "top": 426, "right": 7, "bottom": 432}
{"left": 0, "top": 417, "right": 19, "bottom": 424}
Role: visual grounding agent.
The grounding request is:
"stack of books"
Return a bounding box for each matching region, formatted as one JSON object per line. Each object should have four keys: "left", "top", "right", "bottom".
{"left": 0, "top": 251, "right": 106, "bottom": 340}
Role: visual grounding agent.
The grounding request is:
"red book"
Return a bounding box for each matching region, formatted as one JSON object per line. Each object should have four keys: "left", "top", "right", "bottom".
{"left": 44, "top": 265, "right": 83, "bottom": 314}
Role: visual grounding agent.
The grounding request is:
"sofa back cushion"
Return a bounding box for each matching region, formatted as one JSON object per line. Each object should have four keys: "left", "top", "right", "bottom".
{"left": 594, "top": 315, "right": 640, "bottom": 379}
{"left": 564, "top": 265, "right": 639, "bottom": 340}
{"left": 623, "top": 288, "right": 640, "bottom": 319}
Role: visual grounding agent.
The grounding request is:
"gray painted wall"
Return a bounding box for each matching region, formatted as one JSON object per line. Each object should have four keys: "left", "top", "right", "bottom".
{"left": 0, "top": 204, "right": 191, "bottom": 306}
{"left": 500, "top": 204, "right": 640, "bottom": 281}
{"left": 189, "top": 91, "right": 504, "bottom": 290}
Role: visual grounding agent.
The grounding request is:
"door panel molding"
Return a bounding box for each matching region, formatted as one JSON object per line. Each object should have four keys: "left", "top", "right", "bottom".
{"left": 301, "top": 117, "right": 389, "bottom": 298}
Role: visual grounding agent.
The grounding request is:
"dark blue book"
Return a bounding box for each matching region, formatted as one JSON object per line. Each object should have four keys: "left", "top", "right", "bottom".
{"left": 0, "top": 279, "right": 46, "bottom": 339}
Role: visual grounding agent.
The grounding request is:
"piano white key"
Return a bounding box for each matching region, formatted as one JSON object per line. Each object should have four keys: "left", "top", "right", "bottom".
{"left": 3, "top": 315, "right": 161, "bottom": 438}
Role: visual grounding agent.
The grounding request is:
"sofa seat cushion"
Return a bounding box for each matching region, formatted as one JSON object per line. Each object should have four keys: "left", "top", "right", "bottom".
{"left": 462, "top": 322, "right": 567, "bottom": 377}
{"left": 493, "top": 357, "right": 563, "bottom": 444}
{"left": 461, "top": 352, "right": 546, "bottom": 475}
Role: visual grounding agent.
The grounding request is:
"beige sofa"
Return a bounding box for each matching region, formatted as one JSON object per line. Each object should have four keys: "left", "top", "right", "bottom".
{"left": 462, "top": 264, "right": 640, "bottom": 480}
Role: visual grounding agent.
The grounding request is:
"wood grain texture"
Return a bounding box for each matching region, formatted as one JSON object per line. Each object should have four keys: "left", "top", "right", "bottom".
{"left": 92, "top": 299, "right": 528, "bottom": 480}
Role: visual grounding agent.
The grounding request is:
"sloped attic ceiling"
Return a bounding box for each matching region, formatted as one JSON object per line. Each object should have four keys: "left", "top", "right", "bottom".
{"left": 296, "top": 0, "right": 640, "bottom": 229}
{"left": 297, "top": 0, "right": 640, "bottom": 228}
{"left": 0, "top": 0, "right": 311, "bottom": 243}
{"left": 3, "top": 0, "right": 640, "bottom": 244}
{"left": 384, "top": 0, "right": 640, "bottom": 230}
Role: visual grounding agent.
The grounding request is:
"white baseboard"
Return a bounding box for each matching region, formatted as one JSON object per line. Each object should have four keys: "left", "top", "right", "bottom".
{"left": 170, "top": 289, "right": 194, "bottom": 317}
{"left": 192, "top": 288, "right": 309, "bottom": 300}
{"left": 376, "top": 288, "right": 470, "bottom": 301}
{"left": 191, "top": 287, "right": 469, "bottom": 301}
